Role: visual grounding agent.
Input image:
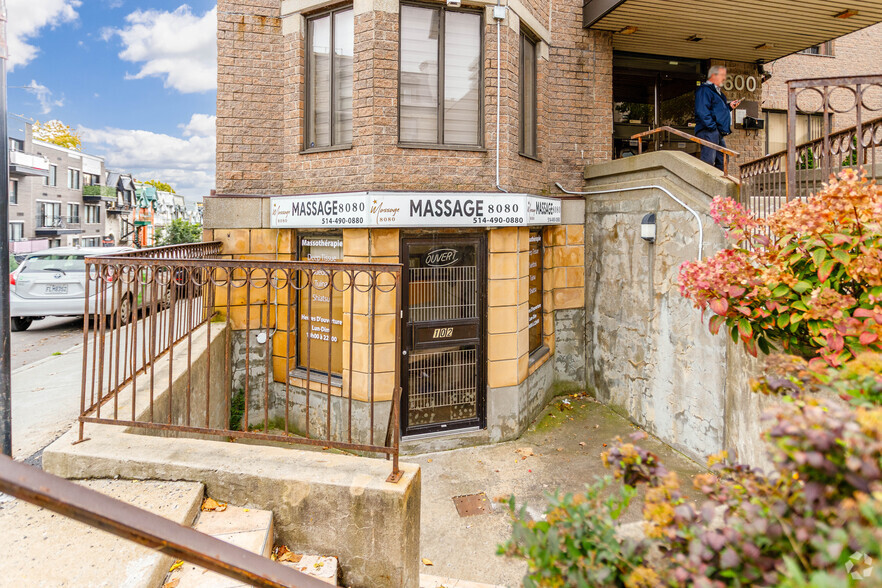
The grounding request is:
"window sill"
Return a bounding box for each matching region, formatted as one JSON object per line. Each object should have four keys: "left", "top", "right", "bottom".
{"left": 528, "top": 344, "right": 550, "bottom": 368}
{"left": 519, "top": 152, "right": 542, "bottom": 163}
{"left": 300, "top": 144, "right": 353, "bottom": 154}
{"left": 290, "top": 367, "right": 343, "bottom": 389}
{"left": 397, "top": 143, "right": 487, "bottom": 153}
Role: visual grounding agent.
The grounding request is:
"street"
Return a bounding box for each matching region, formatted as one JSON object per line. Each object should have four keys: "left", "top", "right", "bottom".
{"left": 10, "top": 316, "right": 86, "bottom": 463}
{"left": 11, "top": 316, "right": 83, "bottom": 370}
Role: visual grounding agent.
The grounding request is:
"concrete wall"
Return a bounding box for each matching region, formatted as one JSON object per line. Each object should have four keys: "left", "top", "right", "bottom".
{"left": 45, "top": 317, "right": 421, "bottom": 588}
{"left": 583, "top": 151, "right": 768, "bottom": 464}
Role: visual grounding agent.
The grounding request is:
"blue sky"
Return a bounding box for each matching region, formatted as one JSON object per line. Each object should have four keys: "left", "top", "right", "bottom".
{"left": 7, "top": 0, "right": 217, "bottom": 199}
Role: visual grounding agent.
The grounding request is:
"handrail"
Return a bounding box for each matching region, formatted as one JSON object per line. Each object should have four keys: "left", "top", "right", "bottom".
{"left": 743, "top": 113, "right": 882, "bottom": 170}
{"left": 0, "top": 455, "right": 328, "bottom": 588}
{"left": 631, "top": 126, "right": 740, "bottom": 176}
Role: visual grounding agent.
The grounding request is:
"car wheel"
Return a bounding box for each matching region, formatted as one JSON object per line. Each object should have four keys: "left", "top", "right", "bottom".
{"left": 115, "top": 294, "right": 133, "bottom": 325}
{"left": 11, "top": 317, "right": 32, "bottom": 332}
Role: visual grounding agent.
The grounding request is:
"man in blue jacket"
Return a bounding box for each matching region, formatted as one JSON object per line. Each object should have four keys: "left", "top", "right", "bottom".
{"left": 695, "top": 66, "right": 741, "bottom": 171}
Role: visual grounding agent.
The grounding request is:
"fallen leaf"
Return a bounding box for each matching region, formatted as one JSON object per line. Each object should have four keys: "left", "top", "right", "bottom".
{"left": 202, "top": 497, "right": 227, "bottom": 512}
{"left": 279, "top": 551, "right": 303, "bottom": 563}
{"left": 162, "top": 580, "right": 180, "bottom": 588}
{"left": 427, "top": 458, "right": 433, "bottom": 463}
{"left": 579, "top": 442, "right": 586, "bottom": 447}
{"left": 516, "top": 447, "right": 535, "bottom": 459}
{"left": 422, "top": 558, "right": 434, "bottom": 566}
{"left": 556, "top": 448, "right": 563, "bottom": 452}
{"left": 169, "top": 560, "right": 184, "bottom": 572}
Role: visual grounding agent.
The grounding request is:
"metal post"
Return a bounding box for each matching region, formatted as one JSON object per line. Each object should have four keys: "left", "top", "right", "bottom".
{"left": 0, "top": 0, "right": 11, "bottom": 457}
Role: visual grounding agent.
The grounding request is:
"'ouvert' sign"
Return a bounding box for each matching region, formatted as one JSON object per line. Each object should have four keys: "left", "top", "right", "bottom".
{"left": 269, "top": 192, "right": 562, "bottom": 228}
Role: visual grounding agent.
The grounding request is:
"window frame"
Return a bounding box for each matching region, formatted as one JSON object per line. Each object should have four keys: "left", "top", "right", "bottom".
{"left": 295, "top": 231, "right": 345, "bottom": 377}
{"left": 519, "top": 29, "right": 539, "bottom": 160}
{"left": 304, "top": 5, "right": 355, "bottom": 153}
{"left": 397, "top": 1, "right": 485, "bottom": 150}
{"left": 9, "top": 179, "right": 18, "bottom": 204}
{"left": 9, "top": 221, "right": 24, "bottom": 241}
{"left": 800, "top": 41, "right": 834, "bottom": 56}
{"left": 762, "top": 109, "right": 831, "bottom": 155}
{"left": 46, "top": 164, "right": 57, "bottom": 187}
{"left": 67, "top": 168, "right": 81, "bottom": 190}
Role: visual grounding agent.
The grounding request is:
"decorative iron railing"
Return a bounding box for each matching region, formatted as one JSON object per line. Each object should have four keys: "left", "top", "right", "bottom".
{"left": 739, "top": 75, "right": 882, "bottom": 217}
{"left": 77, "top": 242, "right": 404, "bottom": 481}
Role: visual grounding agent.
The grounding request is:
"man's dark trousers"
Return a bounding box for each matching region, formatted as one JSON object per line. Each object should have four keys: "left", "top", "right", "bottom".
{"left": 697, "top": 129, "right": 726, "bottom": 171}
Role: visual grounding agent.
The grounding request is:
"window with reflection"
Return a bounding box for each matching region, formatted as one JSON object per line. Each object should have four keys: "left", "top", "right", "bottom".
{"left": 306, "top": 7, "right": 354, "bottom": 149}
{"left": 400, "top": 4, "right": 482, "bottom": 147}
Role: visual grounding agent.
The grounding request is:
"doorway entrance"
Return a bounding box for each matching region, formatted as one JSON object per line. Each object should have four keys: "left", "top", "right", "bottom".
{"left": 401, "top": 236, "right": 486, "bottom": 437}
{"left": 613, "top": 52, "right": 705, "bottom": 159}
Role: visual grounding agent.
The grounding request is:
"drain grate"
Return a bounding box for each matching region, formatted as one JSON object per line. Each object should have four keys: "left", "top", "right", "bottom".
{"left": 452, "top": 492, "right": 491, "bottom": 517}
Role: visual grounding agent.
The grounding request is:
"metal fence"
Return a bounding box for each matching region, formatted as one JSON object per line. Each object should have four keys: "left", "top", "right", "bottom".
{"left": 740, "top": 75, "right": 882, "bottom": 216}
{"left": 78, "top": 242, "right": 404, "bottom": 481}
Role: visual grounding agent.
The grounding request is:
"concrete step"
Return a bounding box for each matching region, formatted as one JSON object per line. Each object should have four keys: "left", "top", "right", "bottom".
{"left": 0, "top": 478, "right": 204, "bottom": 588}
{"left": 163, "top": 502, "right": 274, "bottom": 588}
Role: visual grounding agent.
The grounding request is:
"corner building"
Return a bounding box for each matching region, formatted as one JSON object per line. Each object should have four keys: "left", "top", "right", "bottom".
{"left": 210, "top": 0, "right": 882, "bottom": 444}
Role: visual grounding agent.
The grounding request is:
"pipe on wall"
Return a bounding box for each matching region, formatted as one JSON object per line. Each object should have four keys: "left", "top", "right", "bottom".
{"left": 554, "top": 182, "right": 704, "bottom": 259}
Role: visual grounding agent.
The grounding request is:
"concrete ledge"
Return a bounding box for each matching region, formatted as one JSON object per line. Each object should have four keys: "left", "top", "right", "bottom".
{"left": 43, "top": 424, "right": 420, "bottom": 588}
{"left": 584, "top": 150, "right": 739, "bottom": 203}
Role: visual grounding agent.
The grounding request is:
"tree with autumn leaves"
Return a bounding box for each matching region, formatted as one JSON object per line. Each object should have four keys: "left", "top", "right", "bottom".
{"left": 33, "top": 120, "right": 82, "bottom": 151}
{"left": 679, "top": 169, "right": 882, "bottom": 367}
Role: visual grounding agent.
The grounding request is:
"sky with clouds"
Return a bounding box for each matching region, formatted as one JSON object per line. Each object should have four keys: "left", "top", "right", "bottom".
{"left": 7, "top": 0, "right": 217, "bottom": 200}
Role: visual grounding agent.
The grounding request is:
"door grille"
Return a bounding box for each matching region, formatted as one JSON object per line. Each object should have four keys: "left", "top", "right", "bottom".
{"left": 408, "top": 266, "right": 476, "bottom": 322}
{"left": 407, "top": 347, "right": 477, "bottom": 414}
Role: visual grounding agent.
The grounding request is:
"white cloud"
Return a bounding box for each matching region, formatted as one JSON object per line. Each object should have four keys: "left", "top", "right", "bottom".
{"left": 22, "top": 80, "right": 64, "bottom": 114}
{"left": 8, "top": 0, "right": 81, "bottom": 70}
{"left": 79, "top": 117, "right": 215, "bottom": 199}
{"left": 108, "top": 5, "right": 217, "bottom": 93}
{"left": 179, "top": 113, "right": 216, "bottom": 137}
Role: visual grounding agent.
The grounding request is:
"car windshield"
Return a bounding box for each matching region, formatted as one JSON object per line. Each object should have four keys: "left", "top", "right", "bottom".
{"left": 21, "top": 254, "right": 86, "bottom": 273}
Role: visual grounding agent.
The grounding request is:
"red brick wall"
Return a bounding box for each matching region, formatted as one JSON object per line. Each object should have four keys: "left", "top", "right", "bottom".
{"left": 217, "top": 0, "right": 285, "bottom": 194}
{"left": 217, "top": 0, "right": 613, "bottom": 196}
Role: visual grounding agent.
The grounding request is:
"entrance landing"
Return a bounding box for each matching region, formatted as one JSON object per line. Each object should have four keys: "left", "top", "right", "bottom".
{"left": 413, "top": 393, "right": 706, "bottom": 586}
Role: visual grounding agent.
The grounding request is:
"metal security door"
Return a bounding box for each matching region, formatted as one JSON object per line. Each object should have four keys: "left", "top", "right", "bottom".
{"left": 401, "top": 237, "right": 485, "bottom": 436}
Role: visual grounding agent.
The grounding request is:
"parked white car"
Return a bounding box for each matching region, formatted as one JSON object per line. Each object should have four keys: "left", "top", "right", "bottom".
{"left": 9, "top": 246, "right": 136, "bottom": 331}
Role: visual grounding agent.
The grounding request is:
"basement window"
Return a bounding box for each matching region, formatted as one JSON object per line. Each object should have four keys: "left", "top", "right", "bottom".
{"left": 305, "top": 7, "right": 354, "bottom": 151}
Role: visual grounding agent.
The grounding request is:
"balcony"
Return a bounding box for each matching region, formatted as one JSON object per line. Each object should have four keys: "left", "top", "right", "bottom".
{"left": 83, "top": 185, "right": 117, "bottom": 202}
{"left": 34, "top": 215, "right": 83, "bottom": 235}
{"left": 9, "top": 150, "right": 49, "bottom": 177}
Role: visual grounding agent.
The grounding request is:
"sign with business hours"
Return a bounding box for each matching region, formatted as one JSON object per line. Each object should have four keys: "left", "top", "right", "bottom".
{"left": 528, "top": 230, "right": 543, "bottom": 353}
{"left": 270, "top": 193, "right": 561, "bottom": 228}
{"left": 299, "top": 236, "right": 343, "bottom": 374}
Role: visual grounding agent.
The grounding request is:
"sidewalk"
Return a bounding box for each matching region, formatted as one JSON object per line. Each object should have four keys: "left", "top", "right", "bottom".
{"left": 413, "top": 395, "right": 707, "bottom": 587}
{"left": 10, "top": 344, "right": 84, "bottom": 461}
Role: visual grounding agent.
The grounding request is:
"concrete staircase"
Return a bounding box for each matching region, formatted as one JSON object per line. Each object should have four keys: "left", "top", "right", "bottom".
{"left": 0, "top": 477, "right": 503, "bottom": 587}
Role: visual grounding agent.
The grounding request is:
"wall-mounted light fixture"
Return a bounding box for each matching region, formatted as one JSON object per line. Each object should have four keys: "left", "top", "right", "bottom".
{"left": 641, "top": 213, "right": 657, "bottom": 243}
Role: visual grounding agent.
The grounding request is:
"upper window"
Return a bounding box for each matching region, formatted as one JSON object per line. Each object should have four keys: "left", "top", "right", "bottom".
{"left": 519, "top": 31, "right": 538, "bottom": 159}
{"left": 801, "top": 41, "right": 833, "bottom": 56}
{"left": 46, "top": 164, "right": 57, "bottom": 187}
{"left": 306, "top": 7, "right": 354, "bottom": 150}
{"left": 68, "top": 169, "right": 80, "bottom": 190}
{"left": 9, "top": 180, "right": 17, "bottom": 205}
{"left": 399, "top": 4, "right": 482, "bottom": 147}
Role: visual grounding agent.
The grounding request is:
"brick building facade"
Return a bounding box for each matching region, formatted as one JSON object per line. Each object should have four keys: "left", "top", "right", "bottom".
{"left": 211, "top": 0, "right": 882, "bottom": 445}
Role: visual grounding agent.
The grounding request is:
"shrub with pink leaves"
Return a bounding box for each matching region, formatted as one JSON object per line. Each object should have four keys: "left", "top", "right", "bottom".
{"left": 679, "top": 169, "right": 882, "bottom": 366}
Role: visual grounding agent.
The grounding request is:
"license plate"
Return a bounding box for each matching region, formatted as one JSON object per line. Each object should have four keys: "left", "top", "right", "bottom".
{"left": 44, "top": 284, "right": 69, "bottom": 295}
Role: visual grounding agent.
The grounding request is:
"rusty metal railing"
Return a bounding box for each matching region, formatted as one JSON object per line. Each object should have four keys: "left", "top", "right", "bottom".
{"left": 78, "top": 243, "right": 404, "bottom": 481}
{"left": 740, "top": 75, "right": 882, "bottom": 218}
{"left": 631, "top": 126, "right": 740, "bottom": 177}
{"left": 0, "top": 455, "right": 328, "bottom": 588}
